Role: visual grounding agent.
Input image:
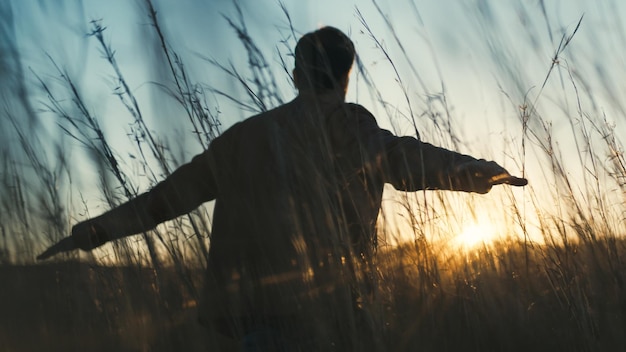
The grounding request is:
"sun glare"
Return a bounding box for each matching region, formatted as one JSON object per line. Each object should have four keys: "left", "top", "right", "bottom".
{"left": 454, "top": 223, "right": 499, "bottom": 250}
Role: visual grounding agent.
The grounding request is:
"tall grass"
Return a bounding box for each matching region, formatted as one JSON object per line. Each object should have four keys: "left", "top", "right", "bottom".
{"left": 1, "top": 0, "right": 625, "bottom": 351}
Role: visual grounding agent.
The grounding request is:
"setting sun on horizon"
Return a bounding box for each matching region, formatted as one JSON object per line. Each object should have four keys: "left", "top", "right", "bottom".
{"left": 454, "top": 222, "right": 499, "bottom": 250}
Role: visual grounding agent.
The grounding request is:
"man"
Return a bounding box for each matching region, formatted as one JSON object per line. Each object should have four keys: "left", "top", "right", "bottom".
{"left": 39, "top": 26, "right": 526, "bottom": 350}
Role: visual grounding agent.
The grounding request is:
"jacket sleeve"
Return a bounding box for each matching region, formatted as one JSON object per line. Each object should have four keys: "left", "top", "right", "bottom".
{"left": 75, "top": 143, "right": 220, "bottom": 247}
{"left": 332, "top": 104, "right": 479, "bottom": 192}
{"left": 383, "top": 136, "right": 478, "bottom": 192}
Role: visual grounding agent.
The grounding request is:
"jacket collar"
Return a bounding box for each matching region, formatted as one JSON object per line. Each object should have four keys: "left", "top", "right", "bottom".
{"left": 295, "top": 89, "right": 346, "bottom": 109}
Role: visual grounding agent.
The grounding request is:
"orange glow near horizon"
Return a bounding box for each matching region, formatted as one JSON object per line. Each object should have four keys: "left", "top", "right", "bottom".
{"left": 453, "top": 222, "right": 499, "bottom": 250}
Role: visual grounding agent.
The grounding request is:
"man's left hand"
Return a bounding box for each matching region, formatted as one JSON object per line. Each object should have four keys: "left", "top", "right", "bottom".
{"left": 452, "top": 159, "right": 527, "bottom": 194}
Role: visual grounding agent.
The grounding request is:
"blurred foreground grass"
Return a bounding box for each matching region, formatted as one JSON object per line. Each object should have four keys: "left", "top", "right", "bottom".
{"left": 2, "top": 235, "right": 625, "bottom": 351}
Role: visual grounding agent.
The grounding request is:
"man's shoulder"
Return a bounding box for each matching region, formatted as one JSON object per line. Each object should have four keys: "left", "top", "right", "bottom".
{"left": 237, "top": 100, "right": 296, "bottom": 127}
{"left": 329, "top": 102, "right": 376, "bottom": 125}
{"left": 212, "top": 101, "right": 295, "bottom": 145}
{"left": 341, "top": 102, "right": 373, "bottom": 115}
{"left": 215, "top": 99, "right": 374, "bottom": 141}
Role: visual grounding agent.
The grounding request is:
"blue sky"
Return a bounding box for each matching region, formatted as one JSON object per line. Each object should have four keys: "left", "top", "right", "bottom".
{"left": 11, "top": 0, "right": 621, "bottom": 135}
{"left": 3, "top": 0, "right": 626, "bottom": 249}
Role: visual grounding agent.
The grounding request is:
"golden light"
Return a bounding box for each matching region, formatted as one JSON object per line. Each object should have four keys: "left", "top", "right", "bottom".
{"left": 454, "top": 222, "right": 499, "bottom": 250}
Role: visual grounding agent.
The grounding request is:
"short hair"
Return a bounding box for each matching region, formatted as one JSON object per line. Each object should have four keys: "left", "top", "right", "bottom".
{"left": 294, "top": 26, "right": 355, "bottom": 92}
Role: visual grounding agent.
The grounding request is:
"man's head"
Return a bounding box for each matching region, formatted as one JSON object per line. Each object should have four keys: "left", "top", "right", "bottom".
{"left": 293, "top": 26, "right": 355, "bottom": 94}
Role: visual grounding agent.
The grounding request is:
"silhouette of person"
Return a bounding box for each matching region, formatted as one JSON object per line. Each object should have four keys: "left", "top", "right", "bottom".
{"left": 39, "top": 26, "right": 527, "bottom": 350}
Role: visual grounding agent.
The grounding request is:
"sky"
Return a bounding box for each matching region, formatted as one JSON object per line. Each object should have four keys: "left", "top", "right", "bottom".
{"left": 9, "top": 1, "right": 621, "bottom": 140}
{"left": 2, "top": 0, "right": 626, "bottom": 255}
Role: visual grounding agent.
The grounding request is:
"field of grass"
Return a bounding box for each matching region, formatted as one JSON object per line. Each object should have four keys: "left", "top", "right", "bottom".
{"left": 1, "top": 237, "right": 625, "bottom": 351}
{"left": 1, "top": 0, "right": 625, "bottom": 351}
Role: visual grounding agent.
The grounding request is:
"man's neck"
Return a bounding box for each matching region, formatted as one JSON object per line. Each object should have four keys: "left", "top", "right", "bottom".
{"left": 297, "top": 88, "right": 346, "bottom": 102}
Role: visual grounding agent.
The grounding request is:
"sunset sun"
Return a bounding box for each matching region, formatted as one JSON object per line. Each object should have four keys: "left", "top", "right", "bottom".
{"left": 454, "top": 222, "right": 499, "bottom": 250}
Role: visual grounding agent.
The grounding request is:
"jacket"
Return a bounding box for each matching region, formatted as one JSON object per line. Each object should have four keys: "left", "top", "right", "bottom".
{"left": 79, "top": 91, "right": 479, "bottom": 335}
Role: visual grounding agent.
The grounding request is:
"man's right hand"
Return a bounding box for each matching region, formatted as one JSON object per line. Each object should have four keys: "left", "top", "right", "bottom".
{"left": 70, "top": 221, "right": 110, "bottom": 250}
{"left": 36, "top": 237, "right": 77, "bottom": 261}
{"left": 36, "top": 221, "right": 109, "bottom": 260}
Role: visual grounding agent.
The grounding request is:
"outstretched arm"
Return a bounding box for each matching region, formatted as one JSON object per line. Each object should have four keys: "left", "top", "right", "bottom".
{"left": 38, "top": 150, "right": 218, "bottom": 260}
{"left": 384, "top": 137, "right": 526, "bottom": 193}
{"left": 334, "top": 104, "right": 526, "bottom": 193}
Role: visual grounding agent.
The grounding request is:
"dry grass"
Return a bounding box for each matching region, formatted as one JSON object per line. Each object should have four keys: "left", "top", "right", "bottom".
{"left": 1, "top": 0, "right": 625, "bottom": 351}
